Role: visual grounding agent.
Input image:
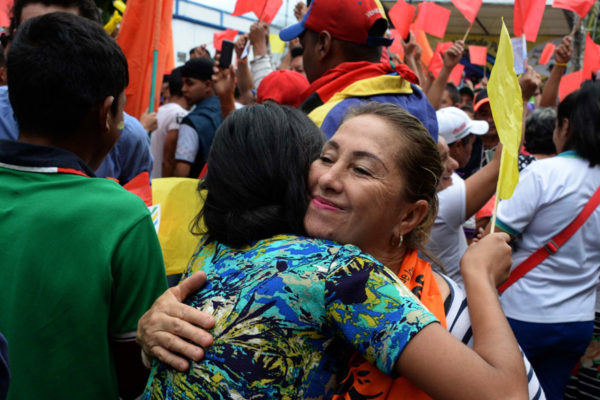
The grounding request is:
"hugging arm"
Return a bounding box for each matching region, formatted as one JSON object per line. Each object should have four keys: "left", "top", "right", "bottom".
{"left": 136, "top": 271, "right": 216, "bottom": 371}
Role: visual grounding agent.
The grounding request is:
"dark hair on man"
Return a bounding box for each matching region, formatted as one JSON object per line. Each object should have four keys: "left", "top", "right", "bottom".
{"left": 180, "top": 57, "right": 214, "bottom": 81}
{"left": 9, "top": 0, "right": 100, "bottom": 33}
{"left": 7, "top": 12, "right": 128, "bottom": 137}
{"left": 168, "top": 67, "right": 184, "bottom": 98}
{"left": 290, "top": 45, "right": 303, "bottom": 59}
{"left": 193, "top": 104, "right": 326, "bottom": 247}
{"left": 559, "top": 80, "right": 600, "bottom": 166}
{"left": 525, "top": 107, "right": 557, "bottom": 155}
{"left": 0, "top": 50, "right": 5, "bottom": 67}
{"left": 445, "top": 83, "right": 460, "bottom": 105}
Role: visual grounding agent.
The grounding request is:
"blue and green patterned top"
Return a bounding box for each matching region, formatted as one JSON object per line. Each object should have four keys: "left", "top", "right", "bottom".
{"left": 144, "top": 234, "right": 437, "bottom": 399}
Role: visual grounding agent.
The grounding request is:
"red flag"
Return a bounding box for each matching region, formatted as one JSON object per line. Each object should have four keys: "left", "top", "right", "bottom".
{"left": 583, "top": 33, "right": 600, "bottom": 80}
{"left": 428, "top": 42, "right": 453, "bottom": 78}
{"left": 451, "top": 0, "right": 482, "bottom": 24}
{"left": 415, "top": 29, "right": 434, "bottom": 66}
{"left": 469, "top": 45, "right": 487, "bottom": 66}
{"left": 415, "top": 2, "right": 451, "bottom": 39}
{"left": 552, "top": 0, "right": 595, "bottom": 18}
{"left": 232, "top": 0, "right": 283, "bottom": 24}
{"left": 449, "top": 64, "right": 465, "bottom": 86}
{"left": 388, "top": 0, "right": 416, "bottom": 40}
{"left": 514, "top": 0, "right": 546, "bottom": 42}
{"left": 559, "top": 70, "right": 583, "bottom": 101}
{"left": 117, "top": 0, "right": 175, "bottom": 118}
{"left": 539, "top": 43, "right": 555, "bottom": 65}
{"left": 214, "top": 29, "right": 238, "bottom": 51}
{"left": 389, "top": 29, "right": 405, "bottom": 59}
{"left": 0, "top": 0, "right": 12, "bottom": 27}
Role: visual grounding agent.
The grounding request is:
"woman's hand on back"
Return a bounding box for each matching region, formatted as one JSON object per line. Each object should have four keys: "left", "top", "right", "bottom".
{"left": 136, "top": 271, "right": 216, "bottom": 371}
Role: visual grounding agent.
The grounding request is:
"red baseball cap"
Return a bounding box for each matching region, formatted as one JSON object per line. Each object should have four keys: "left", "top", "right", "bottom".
{"left": 279, "top": 0, "right": 392, "bottom": 47}
{"left": 257, "top": 70, "right": 310, "bottom": 108}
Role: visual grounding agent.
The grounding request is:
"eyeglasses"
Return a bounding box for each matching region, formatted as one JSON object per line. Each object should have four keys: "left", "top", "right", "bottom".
{"left": 0, "top": 32, "right": 12, "bottom": 50}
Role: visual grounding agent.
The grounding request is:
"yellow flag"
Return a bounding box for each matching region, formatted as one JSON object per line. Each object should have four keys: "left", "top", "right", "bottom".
{"left": 269, "top": 33, "right": 286, "bottom": 54}
{"left": 488, "top": 20, "right": 523, "bottom": 200}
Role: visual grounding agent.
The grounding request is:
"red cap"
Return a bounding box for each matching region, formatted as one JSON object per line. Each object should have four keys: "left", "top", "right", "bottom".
{"left": 279, "top": 0, "right": 392, "bottom": 47}
{"left": 257, "top": 70, "right": 310, "bottom": 108}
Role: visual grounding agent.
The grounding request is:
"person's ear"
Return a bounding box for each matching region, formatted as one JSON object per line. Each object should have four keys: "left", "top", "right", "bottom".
{"left": 395, "top": 199, "right": 429, "bottom": 237}
{"left": 558, "top": 118, "right": 570, "bottom": 138}
{"left": 98, "top": 96, "right": 115, "bottom": 133}
{"left": 317, "top": 30, "right": 332, "bottom": 61}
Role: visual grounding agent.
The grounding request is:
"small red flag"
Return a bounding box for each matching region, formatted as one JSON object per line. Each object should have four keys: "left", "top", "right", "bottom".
{"left": 539, "top": 43, "right": 556, "bottom": 65}
{"left": 428, "top": 42, "right": 453, "bottom": 78}
{"left": 451, "top": 0, "right": 483, "bottom": 25}
{"left": 213, "top": 29, "right": 238, "bottom": 52}
{"left": 514, "top": 0, "right": 546, "bottom": 42}
{"left": 232, "top": 0, "right": 283, "bottom": 24}
{"left": 559, "top": 70, "right": 583, "bottom": 101}
{"left": 469, "top": 45, "right": 487, "bottom": 66}
{"left": 583, "top": 33, "right": 600, "bottom": 80}
{"left": 552, "top": 0, "right": 596, "bottom": 18}
{"left": 388, "top": 0, "right": 416, "bottom": 40}
{"left": 0, "top": 0, "right": 12, "bottom": 27}
{"left": 415, "top": 2, "right": 451, "bottom": 39}
{"left": 388, "top": 29, "right": 405, "bottom": 59}
{"left": 428, "top": 53, "right": 444, "bottom": 77}
{"left": 449, "top": 64, "right": 465, "bottom": 86}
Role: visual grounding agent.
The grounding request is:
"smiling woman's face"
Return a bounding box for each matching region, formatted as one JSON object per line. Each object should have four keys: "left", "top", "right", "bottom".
{"left": 303, "top": 114, "right": 410, "bottom": 255}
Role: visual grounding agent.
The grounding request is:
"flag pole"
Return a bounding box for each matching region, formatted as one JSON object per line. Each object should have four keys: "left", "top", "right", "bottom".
{"left": 569, "top": 17, "right": 582, "bottom": 37}
{"left": 149, "top": 0, "right": 163, "bottom": 113}
{"left": 462, "top": 23, "right": 472, "bottom": 42}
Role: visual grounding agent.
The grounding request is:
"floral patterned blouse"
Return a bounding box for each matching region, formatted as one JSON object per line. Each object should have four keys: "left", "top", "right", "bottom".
{"left": 143, "top": 234, "right": 436, "bottom": 399}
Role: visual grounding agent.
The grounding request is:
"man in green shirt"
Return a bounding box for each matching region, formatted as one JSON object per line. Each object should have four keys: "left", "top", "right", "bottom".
{"left": 0, "top": 12, "right": 167, "bottom": 399}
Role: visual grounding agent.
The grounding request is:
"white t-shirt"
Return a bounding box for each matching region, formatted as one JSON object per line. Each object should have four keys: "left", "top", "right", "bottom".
{"left": 497, "top": 152, "right": 600, "bottom": 323}
{"left": 150, "top": 103, "right": 188, "bottom": 178}
{"left": 426, "top": 173, "right": 468, "bottom": 287}
{"left": 174, "top": 124, "right": 199, "bottom": 164}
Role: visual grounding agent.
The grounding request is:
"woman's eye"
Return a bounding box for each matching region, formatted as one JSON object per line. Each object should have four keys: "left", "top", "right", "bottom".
{"left": 319, "top": 155, "right": 333, "bottom": 163}
{"left": 354, "top": 167, "right": 371, "bottom": 176}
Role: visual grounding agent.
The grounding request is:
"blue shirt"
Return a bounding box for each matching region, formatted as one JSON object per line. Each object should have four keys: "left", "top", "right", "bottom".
{"left": 0, "top": 86, "right": 153, "bottom": 185}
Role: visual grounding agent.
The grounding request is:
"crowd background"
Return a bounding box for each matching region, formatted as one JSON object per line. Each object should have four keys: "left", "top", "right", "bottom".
{"left": 0, "top": 0, "right": 599, "bottom": 399}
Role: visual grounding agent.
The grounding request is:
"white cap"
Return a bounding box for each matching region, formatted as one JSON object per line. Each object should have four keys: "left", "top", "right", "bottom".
{"left": 436, "top": 107, "right": 489, "bottom": 144}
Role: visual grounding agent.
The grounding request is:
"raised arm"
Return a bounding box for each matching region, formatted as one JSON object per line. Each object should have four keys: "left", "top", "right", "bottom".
{"left": 395, "top": 233, "right": 528, "bottom": 400}
{"left": 427, "top": 40, "right": 464, "bottom": 110}
{"left": 540, "top": 36, "right": 573, "bottom": 107}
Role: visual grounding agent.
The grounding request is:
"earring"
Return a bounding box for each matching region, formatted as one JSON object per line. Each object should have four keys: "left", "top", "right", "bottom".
{"left": 390, "top": 235, "right": 404, "bottom": 248}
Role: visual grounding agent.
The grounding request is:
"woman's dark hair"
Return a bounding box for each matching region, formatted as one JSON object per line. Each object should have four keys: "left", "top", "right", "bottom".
{"left": 193, "top": 104, "right": 326, "bottom": 247}
{"left": 525, "top": 107, "right": 556, "bottom": 155}
{"left": 344, "top": 102, "right": 443, "bottom": 252}
{"left": 558, "top": 80, "right": 600, "bottom": 166}
{"left": 7, "top": 12, "right": 128, "bottom": 138}
{"left": 9, "top": 0, "right": 100, "bottom": 34}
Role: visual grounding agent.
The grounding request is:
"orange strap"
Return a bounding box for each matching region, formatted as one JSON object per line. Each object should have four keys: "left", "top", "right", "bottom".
{"left": 332, "top": 250, "right": 445, "bottom": 400}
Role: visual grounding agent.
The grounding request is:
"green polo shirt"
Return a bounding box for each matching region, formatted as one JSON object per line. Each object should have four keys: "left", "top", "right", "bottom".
{"left": 0, "top": 140, "right": 167, "bottom": 399}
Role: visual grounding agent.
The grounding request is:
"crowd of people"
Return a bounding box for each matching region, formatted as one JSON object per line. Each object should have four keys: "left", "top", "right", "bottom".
{"left": 0, "top": 0, "right": 599, "bottom": 399}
